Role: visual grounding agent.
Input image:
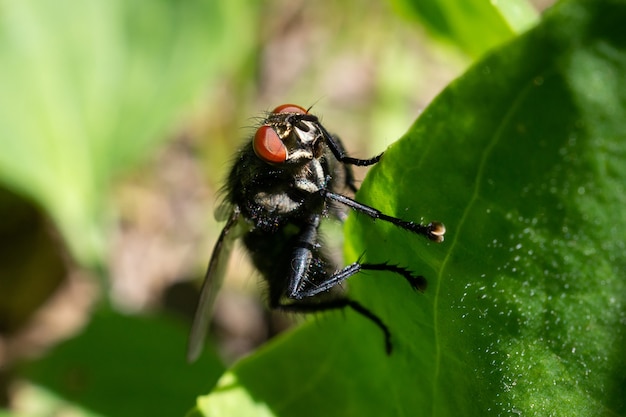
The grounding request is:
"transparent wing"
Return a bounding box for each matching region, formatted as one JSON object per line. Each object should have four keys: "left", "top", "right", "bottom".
{"left": 214, "top": 200, "right": 234, "bottom": 222}
{"left": 187, "top": 207, "right": 243, "bottom": 362}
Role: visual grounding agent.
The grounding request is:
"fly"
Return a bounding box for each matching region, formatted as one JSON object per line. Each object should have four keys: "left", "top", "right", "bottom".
{"left": 187, "top": 104, "right": 445, "bottom": 361}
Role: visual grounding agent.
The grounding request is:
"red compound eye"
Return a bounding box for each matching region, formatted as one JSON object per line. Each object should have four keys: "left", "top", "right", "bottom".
{"left": 253, "top": 125, "right": 287, "bottom": 164}
{"left": 272, "top": 104, "right": 308, "bottom": 114}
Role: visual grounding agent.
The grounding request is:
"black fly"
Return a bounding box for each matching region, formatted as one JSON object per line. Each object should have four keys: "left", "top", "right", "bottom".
{"left": 188, "top": 104, "right": 445, "bottom": 361}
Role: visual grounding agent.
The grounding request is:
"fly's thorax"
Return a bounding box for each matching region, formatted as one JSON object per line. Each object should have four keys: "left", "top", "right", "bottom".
{"left": 247, "top": 157, "right": 328, "bottom": 220}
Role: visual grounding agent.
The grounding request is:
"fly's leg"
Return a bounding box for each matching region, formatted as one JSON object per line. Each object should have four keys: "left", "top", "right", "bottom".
{"left": 284, "top": 215, "right": 322, "bottom": 298}
{"left": 278, "top": 215, "right": 394, "bottom": 352}
{"left": 298, "top": 113, "right": 383, "bottom": 167}
{"left": 329, "top": 133, "right": 360, "bottom": 193}
{"left": 279, "top": 215, "right": 426, "bottom": 354}
{"left": 324, "top": 191, "right": 446, "bottom": 242}
{"left": 319, "top": 124, "right": 382, "bottom": 166}
{"left": 313, "top": 119, "right": 445, "bottom": 240}
{"left": 296, "top": 261, "right": 427, "bottom": 297}
{"left": 272, "top": 297, "right": 392, "bottom": 354}
{"left": 285, "top": 215, "right": 426, "bottom": 297}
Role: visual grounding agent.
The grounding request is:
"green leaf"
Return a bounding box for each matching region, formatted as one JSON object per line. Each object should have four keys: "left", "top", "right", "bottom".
{"left": 191, "top": 0, "right": 626, "bottom": 415}
{"left": 24, "top": 310, "right": 225, "bottom": 417}
{"left": 390, "top": 0, "right": 538, "bottom": 57}
{"left": 0, "top": 0, "right": 256, "bottom": 265}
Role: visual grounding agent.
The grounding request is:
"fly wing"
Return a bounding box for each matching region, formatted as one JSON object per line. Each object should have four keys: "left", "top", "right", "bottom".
{"left": 187, "top": 207, "right": 244, "bottom": 362}
{"left": 214, "top": 200, "right": 234, "bottom": 222}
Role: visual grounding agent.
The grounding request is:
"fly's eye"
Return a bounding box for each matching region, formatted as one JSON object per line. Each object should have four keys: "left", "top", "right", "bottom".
{"left": 253, "top": 125, "right": 288, "bottom": 164}
{"left": 272, "top": 104, "right": 308, "bottom": 114}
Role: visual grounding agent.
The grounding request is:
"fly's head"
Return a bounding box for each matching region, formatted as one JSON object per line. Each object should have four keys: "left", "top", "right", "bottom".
{"left": 253, "top": 104, "right": 326, "bottom": 166}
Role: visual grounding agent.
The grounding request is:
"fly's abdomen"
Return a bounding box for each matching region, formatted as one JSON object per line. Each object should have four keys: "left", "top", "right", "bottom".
{"left": 243, "top": 223, "right": 301, "bottom": 280}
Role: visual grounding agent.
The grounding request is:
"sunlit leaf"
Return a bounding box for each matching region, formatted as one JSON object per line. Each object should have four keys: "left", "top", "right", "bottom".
{"left": 390, "top": 0, "right": 538, "bottom": 57}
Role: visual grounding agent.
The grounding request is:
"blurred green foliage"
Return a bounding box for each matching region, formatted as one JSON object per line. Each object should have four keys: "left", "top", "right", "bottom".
{"left": 23, "top": 311, "right": 225, "bottom": 417}
{"left": 0, "top": 0, "right": 257, "bottom": 266}
{"left": 391, "top": 0, "right": 537, "bottom": 57}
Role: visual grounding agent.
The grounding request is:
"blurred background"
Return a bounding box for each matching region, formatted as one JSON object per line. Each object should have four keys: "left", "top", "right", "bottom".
{"left": 0, "top": 0, "right": 551, "bottom": 415}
